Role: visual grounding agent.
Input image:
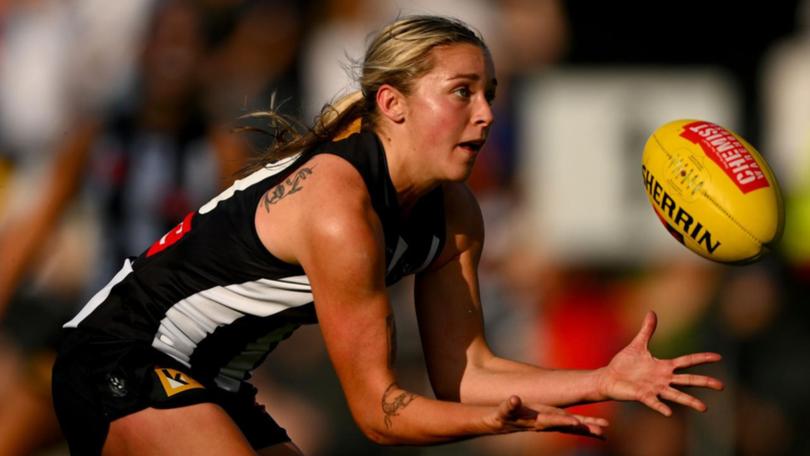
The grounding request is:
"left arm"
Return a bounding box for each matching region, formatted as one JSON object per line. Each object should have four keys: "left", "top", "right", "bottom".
{"left": 414, "top": 183, "right": 723, "bottom": 416}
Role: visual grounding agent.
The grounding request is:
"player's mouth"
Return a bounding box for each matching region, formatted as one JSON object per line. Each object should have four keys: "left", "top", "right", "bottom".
{"left": 457, "top": 139, "right": 486, "bottom": 154}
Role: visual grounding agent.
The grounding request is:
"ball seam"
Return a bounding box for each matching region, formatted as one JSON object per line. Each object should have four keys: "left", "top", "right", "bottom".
{"left": 700, "top": 191, "right": 763, "bottom": 247}
{"left": 652, "top": 133, "right": 764, "bottom": 251}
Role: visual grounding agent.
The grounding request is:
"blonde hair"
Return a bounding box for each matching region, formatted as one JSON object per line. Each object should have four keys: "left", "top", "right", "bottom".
{"left": 239, "top": 15, "right": 487, "bottom": 175}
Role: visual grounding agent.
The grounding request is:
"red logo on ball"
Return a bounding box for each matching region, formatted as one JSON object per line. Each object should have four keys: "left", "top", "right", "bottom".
{"left": 679, "top": 121, "right": 769, "bottom": 194}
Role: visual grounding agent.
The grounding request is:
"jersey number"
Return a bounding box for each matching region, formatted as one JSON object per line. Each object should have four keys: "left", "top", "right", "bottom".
{"left": 146, "top": 211, "right": 195, "bottom": 257}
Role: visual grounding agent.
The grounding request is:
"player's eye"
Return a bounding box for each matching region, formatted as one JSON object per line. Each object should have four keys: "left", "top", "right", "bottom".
{"left": 453, "top": 86, "right": 471, "bottom": 99}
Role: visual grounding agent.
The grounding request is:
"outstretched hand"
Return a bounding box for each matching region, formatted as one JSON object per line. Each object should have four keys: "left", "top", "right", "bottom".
{"left": 597, "top": 311, "right": 724, "bottom": 416}
{"left": 484, "top": 395, "right": 608, "bottom": 440}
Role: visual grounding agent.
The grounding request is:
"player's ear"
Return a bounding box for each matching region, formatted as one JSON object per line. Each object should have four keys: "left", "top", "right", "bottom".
{"left": 376, "top": 84, "right": 406, "bottom": 123}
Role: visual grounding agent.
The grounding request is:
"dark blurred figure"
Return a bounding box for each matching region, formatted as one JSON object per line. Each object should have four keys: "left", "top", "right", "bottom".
{"left": 467, "top": 0, "right": 568, "bottom": 195}
{"left": 714, "top": 259, "right": 810, "bottom": 455}
{"left": 300, "top": 0, "right": 395, "bottom": 121}
{"left": 0, "top": 1, "right": 153, "bottom": 453}
{"left": 736, "top": 3, "right": 810, "bottom": 452}
{"left": 0, "top": 1, "right": 250, "bottom": 453}
{"left": 201, "top": 0, "right": 305, "bottom": 122}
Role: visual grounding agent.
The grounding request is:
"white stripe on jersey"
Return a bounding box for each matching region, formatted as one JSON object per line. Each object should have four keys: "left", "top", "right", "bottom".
{"left": 151, "top": 275, "right": 313, "bottom": 367}
{"left": 387, "top": 236, "right": 408, "bottom": 273}
{"left": 214, "top": 322, "right": 298, "bottom": 391}
{"left": 199, "top": 153, "right": 302, "bottom": 214}
{"left": 415, "top": 235, "right": 441, "bottom": 273}
{"left": 63, "top": 258, "right": 134, "bottom": 328}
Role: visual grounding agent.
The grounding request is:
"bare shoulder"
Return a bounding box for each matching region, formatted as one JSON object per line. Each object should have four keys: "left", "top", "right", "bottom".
{"left": 431, "top": 183, "right": 484, "bottom": 267}
{"left": 282, "top": 153, "right": 370, "bottom": 210}
{"left": 255, "top": 153, "right": 380, "bottom": 265}
{"left": 442, "top": 182, "right": 484, "bottom": 235}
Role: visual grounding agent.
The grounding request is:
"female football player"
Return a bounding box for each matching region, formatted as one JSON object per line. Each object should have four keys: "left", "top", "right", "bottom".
{"left": 52, "top": 15, "right": 723, "bottom": 455}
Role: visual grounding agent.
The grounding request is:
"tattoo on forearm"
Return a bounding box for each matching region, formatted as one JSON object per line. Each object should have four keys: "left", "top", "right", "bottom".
{"left": 382, "top": 383, "right": 416, "bottom": 429}
{"left": 262, "top": 166, "right": 314, "bottom": 212}
{"left": 386, "top": 314, "right": 397, "bottom": 369}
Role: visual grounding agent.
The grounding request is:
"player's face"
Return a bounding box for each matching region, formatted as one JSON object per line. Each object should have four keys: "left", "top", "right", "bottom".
{"left": 404, "top": 43, "right": 496, "bottom": 182}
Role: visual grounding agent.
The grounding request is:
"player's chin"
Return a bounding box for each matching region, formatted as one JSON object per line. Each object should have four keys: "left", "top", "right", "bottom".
{"left": 444, "top": 157, "right": 478, "bottom": 182}
{"left": 446, "top": 163, "right": 476, "bottom": 183}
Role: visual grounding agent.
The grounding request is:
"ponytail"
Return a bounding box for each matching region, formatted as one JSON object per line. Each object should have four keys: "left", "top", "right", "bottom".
{"left": 236, "top": 90, "right": 369, "bottom": 177}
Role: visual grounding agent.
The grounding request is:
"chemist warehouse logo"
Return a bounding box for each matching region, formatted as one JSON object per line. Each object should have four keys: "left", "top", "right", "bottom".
{"left": 642, "top": 165, "right": 721, "bottom": 254}
{"left": 679, "top": 121, "right": 769, "bottom": 194}
{"left": 154, "top": 367, "right": 204, "bottom": 397}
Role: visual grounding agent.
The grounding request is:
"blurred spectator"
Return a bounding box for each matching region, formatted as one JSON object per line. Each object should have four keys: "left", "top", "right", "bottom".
{"left": 468, "top": 0, "right": 568, "bottom": 194}
{"left": 201, "top": 0, "right": 306, "bottom": 123}
{"left": 712, "top": 260, "right": 810, "bottom": 455}
{"left": 299, "top": 0, "right": 388, "bottom": 120}
{"left": 0, "top": 1, "right": 250, "bottom": 453}
{"left": 0, "top": 1, "right": 153, "bottom": 454}
{"left": 763, "top": 0, "right": 810, "bottom": 272}
{"left": 757, "top": 1, "right": 810, "bottom": 452}
{"left": 200, "top": 0, "right": 309, "bottom": 164}
{"left": 0, "top": 0, "right": 151, "bottom": 167}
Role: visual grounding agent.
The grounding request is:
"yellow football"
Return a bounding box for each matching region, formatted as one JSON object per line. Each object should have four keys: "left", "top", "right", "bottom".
{"left": 641, "top": 119, "right": 784, "bottom": 264}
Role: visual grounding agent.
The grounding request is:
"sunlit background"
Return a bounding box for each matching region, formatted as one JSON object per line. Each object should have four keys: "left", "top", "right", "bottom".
{"left": 0, "top": 1, "right": 808, "bottom": 455}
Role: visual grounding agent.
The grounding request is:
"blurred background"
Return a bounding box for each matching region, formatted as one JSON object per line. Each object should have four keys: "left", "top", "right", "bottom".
{"left": 0, "top": 0, "right": 809, "bottom": 455}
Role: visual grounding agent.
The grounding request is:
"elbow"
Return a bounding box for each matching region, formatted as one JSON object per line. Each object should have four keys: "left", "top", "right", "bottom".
{"left": 349, "top": 402, "right": 402, "bottom": 445}
{"left": 357, "top": 421, "right": 404, "bottom": 446}
{"left": 347, "top": 384, "right": 428, "bottom": 445}
{"left": 362, "top": 428, "right": 395, "bottom": 446}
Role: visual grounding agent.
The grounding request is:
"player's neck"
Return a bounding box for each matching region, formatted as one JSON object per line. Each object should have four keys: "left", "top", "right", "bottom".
{"left": 376, "top": 128, "right": 440, "bottom": 212}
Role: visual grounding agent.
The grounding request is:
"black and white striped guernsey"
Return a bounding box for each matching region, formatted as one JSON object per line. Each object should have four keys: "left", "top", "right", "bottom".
{"left": 64, "top": 131, "right": 446, "bottom": 392}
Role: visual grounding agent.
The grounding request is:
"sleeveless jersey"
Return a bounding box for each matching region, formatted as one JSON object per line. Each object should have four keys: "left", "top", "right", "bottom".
{"left": 63, "top": 131, "right": 446, "bottom": 392}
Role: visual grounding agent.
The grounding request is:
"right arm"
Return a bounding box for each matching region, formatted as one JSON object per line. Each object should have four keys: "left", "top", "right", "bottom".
{"left": 255, "top": 155, "right": 605, "bottom": 444}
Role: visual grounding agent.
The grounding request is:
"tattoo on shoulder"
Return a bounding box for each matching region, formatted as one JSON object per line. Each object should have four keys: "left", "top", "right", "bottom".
{"left": 262, "top": 166, "right": 315, "bottom": 212}
{"left": 381, "top": 383, "right": 416, "bottom": 430}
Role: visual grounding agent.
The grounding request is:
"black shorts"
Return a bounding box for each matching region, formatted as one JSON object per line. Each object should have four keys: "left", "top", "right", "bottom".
{"left": 52, "top": 329, "right": 291, "bottom": 455}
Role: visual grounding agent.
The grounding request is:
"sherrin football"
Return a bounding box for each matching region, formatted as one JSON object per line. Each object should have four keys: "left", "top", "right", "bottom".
{"left": 641, "top": 119, "right": 783, "bottom": 264}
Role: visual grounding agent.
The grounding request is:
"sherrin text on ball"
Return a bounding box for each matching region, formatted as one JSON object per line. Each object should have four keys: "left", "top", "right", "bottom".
{"left": 641, "top": 119, "right": 783, "bottom": 263}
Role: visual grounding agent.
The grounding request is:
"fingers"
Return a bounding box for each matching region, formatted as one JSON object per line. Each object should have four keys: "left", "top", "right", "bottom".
{"left": 531, "top": 403, "right": 592, "bottom": 429}
{"left": 672, "top": 373, "right": 724, "bottom": 391}
{"left": 571, "top": 413, "right": 610, "bottom": 428}
{"left": 660, "top": 387, "right": 707, "bottom": 412}
{"left": 546, "top": 413, "right": 608, "bottom": 440}
{"left": 582, "top": 423, "right": 607, "bottom": 440}
{"left": 494, "top": 399, "right": 610, "bottom": 439}
{"left": 535, "top": 412, "right": 582, "bottom": 429}
{"left": 631, "top": 310, "right": 657, "bottom": 347}
{"left": 546, "top": 422, "right": 607, "bottom": 441}
{"left": 526, "top": 405, "right": 609, "bottom": 439}
{"left": 543, "top": 413, "right": 608, "bottom": 440}
{"left": 499, "top": 395, "right": 523, "bottom": 420}
{"left": 672, "top": 352, "right": 722, "bottom": 369}
{"left": 640, "top": 391, "right": 672, "bottom": 417}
